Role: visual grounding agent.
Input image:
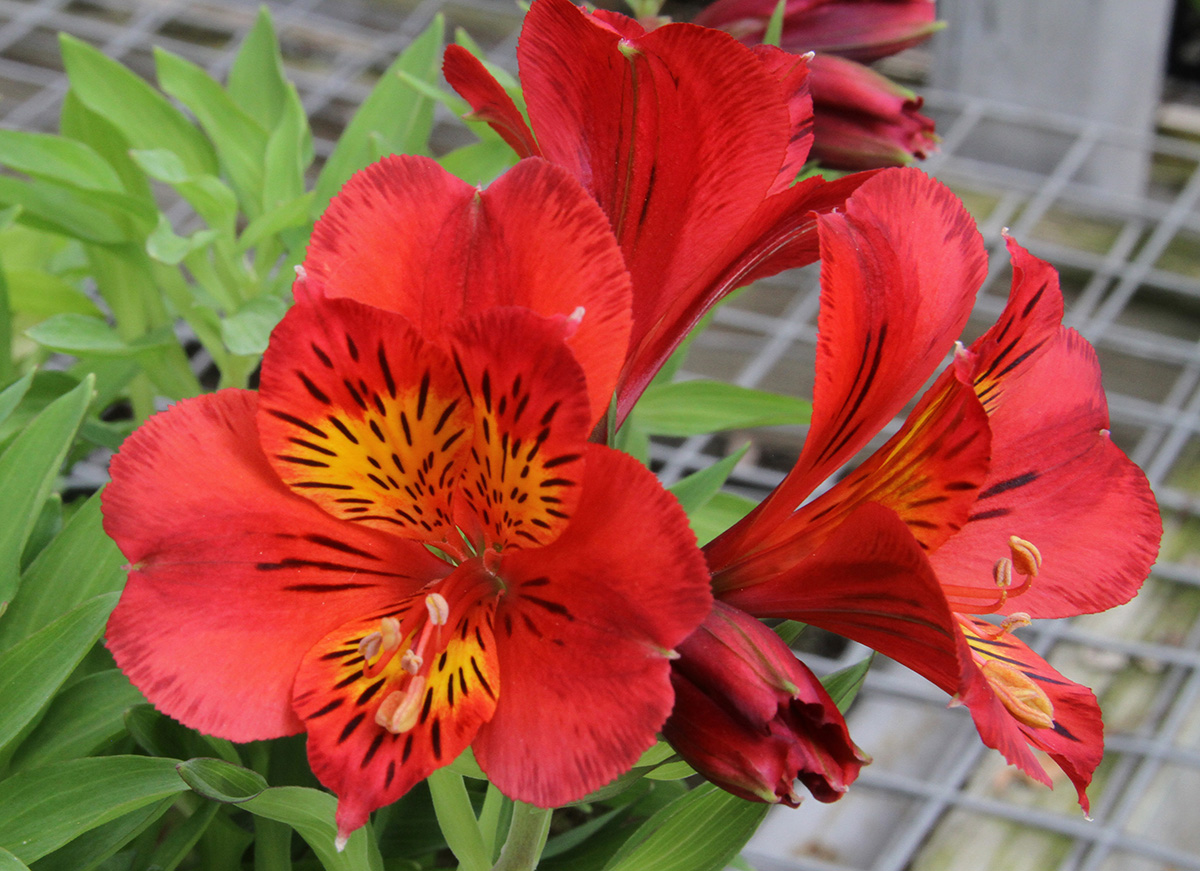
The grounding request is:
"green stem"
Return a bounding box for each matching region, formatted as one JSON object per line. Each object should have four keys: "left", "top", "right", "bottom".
{"left": 427, "top": 767, "right": 490, "bottom": 871}
{"left": 491, "top": 803, "right": 553, "bottom": 871}
{"left": 479, "top": 783, "right": 511, "bottom": 862}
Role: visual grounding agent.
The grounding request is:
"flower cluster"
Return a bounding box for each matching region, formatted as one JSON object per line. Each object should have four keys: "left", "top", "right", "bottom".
{"left": 101, "top": 0, "right": 1160, "bottom": 847}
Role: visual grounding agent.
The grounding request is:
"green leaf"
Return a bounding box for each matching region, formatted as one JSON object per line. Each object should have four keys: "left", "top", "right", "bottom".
{"left": 124, "top": 704, "right": 240, "bottom": 766}
{"left": 4, "top": 489, "right": 123, "bottom": 649}
{"left": 220, "top": 293, "right": 289, "bottom": 356}
{"left": 0, "top": 176, "right": 129, "bottom": 244}
{"left": 0, "top": 377, "right": 92, "bottom": 601}
{"left": 0, "top": 593, "right": 118, "bottom": 756}
{"left": 0, "top": 373, "right": 34, "bottom": 431}
{"left": 28, "top": 798, "right": 175, "bottom": 871}
{"left": 0, "top": 130, "right": 123, "bottom": 192}
{"left": 602, "top": 785, "right": 769, "bottom": 871}
{"left": 6, "top": 269, "right": 104, "bottom": 319}
{"left": 59, "top": 90, "right": 155, "bottom": 203}
{"left": 642, "top": 760, "right": 697, "bottom": 781}
{"left": 669, "top": 446, "right": 750, "bottom": 516}
{"left": 315, "top": 15, "right": 444, "bottom": 208}
{"left": 130, "top": 149, "right": 239, "bottom": 236}
{"left": 241, "top": 787, "right": 385, "bottom": 871}
{"left": 763, "top": 0, "right": 788, "bottom": 47}
{"left": 145, "top": 213, "right": 218, "bottom": 266}
{"left": 438, "top": 138, "right": 520, "bottom": 186}
{"left": 60, "top": 34, "right": 217, "bottom": 178}
{"left": 822, "top": 653, "right": 876, "bottom": 713}
{"left": 154, "top": 47, "right": 268, "bottom": 213}
{"left": 237, "top": 191, "right": 314, "bottom": 252}
{"left": 25, "top": 314, "right": 137, "bottom": 356}
{"left": 228, "top": 8, "right": 291, "bottom": 129}
{"left": 635, "top": 380, "right": 810, "bottom": 436}
{"left": 687, "top": 491, "right": 758, "bottom": 547}
{"left": 176, "top": 757, "right": 268, "bottom": 804}
{"left": 8, "top": 669, "right": 143, "bottom": 772}
{"left": 0, "top": 756, "right": 186, "bottom": 863}
{"left": 0, "top": 847, "right": 29, "bottom": 871}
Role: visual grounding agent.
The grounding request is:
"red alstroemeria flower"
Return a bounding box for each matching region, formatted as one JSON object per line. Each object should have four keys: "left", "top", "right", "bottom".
{"left": 702, "top": 168, "right": 1161, "bottom": 811}
{"left": 103, "top": 155, "right": 712, "bottom": 841}
{"left": 693, "top": 0, "right": 940, "bottom": 62}
{"left": 444, "top": 0, "right": 875, "bottom": 428}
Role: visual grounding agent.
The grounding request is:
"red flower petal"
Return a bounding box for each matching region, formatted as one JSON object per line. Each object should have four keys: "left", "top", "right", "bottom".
{"left": 957, "top": 617, "right": 1103, "bottom": 812}
{"left": 442, "top": 46, "right": 540, "bottom": 159}
{"left": 473, "top": 445, "right": 712, "bottom": 806}
{"left": 751, "top": 44, "right": 815, "bottom": 194}
{"left": 930, "top": 239, "right": 1161, "bottom": 617}
{"left": 305, "top": 155, "right": 631, "bottom": 425}
{"left": 257, "top": 292, "right": 472, "bottom": 545}
{"left": 103, "top": 391, "right": 447, "bottom": 741}
{"left": 294, "top": 564, "right": 500, "bottom": 838}
{"left": 717, "top": 502, "right": 971, "bottom": 700}
{"left": 448, "top": 308, "right": 592, "bottom": 550}
{"left": 706, "top": 168, "right": 985, "bottom": 571}
{"left": 517, "top": 0, "right": 791, "bottom": 348}
{"left": 714, "top": 368, "right": 990, "bottom": 586}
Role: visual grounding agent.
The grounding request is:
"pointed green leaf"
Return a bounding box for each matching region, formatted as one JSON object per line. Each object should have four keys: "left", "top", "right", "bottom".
{"left": 602, "top": 785, "right": 768, "bottom": 871}
{"left": 60, "top": 34, "right": 217, "bottom": 178}
{"left": 635, "top": 380, "right": 810, "bottom": 437}
{"left": 23, "top": 799, "right": 174, "bottom": 871}
{"left": 670, "top": 446, "right": 750, "bottom": 516}
{"left": 0, "top": 373, "right": 33, "bottom": 430}
{"left": 0, "top": 756, "right": 185, "bottom": 863}
{"left": 7, "top": 269, "right": 104, "bottom": 319}
{"left": 8, "top": 669, "right": 143, "bottom": 772}
{"left": 0, "top": 592, "right": 118, "bottom": 754}
{"left": 219, "top": 293, "right": 289, "bottom": 356}
{"left": 822, "top": 653, "right": 875, "bottom": 713}
{"left": 0, "top": 849, "right": 28, "bottom": 871}
{"left": 687, "top": 491, "right": 758, "bottom": 546}
{"left": 0, "top": 377, "right": 92, "bottom": 601}
{"left": 154, "top": 47, "right": 267, "bottom": 213}
{"left": 228, "top": 8, "right": 290, "bottom": 128}
{"left": 241, "top": 787, "right": 385, "bottom": 871}
{"left": 177, "top": 757, "right": 268, "bottom": 804}
{"left": 315, "top": 15, "right": 444, "bottom": 207}
{"left": 0, "top": 130, "right": 122, "bottom": 192}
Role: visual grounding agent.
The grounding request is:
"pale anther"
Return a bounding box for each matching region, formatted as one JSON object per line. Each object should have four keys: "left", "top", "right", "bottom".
{"left": 426, "top": 592, "right": 450, "bottom": 626}
{"left": 1008, "top": 536, "right": 1042, "bottom": 577}
{"left": 401, "top": 649, "right": 423, "bottom": 675}
{"left": 358, "top": 632, "right": 382, "bottom": 663}
{"left": 379, "top": 617, "right": 402, "bottom": 652}
{"left": 999, "top": 612, "right": 1032, "bottom": 635}
{"left": 375, "top": 677, "right": 427, "bottom": 734}
{"left": 993, "top": 558, "right": 1013, "bottom": 589}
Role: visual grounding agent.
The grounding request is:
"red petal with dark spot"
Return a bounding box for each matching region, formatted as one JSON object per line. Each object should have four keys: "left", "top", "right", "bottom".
{"left": 706, "top": 169, "right": 986, "bottom": 572}
{"left": 718, "top": 502, "right": 972, "bottom": 698}
{"left": 931, "top": 238, "right": 1161, "bottom": 617}
{"left": 304, "top": 155, "right": 631, "bottom": 425}
{"left": 103, "top": 390, "right": 447, "bottom": 741}
{"left": 449, "top": 308, "right": 591, "bottom": 551}
{"left": 258, "top": 292, "right": 472, "bottom": 545}
{"left": 958, "top": 616, "right": 1103, "bottom": 812}
{"left": 473, "top": 445, "right": 712, "bottom": 806}
{"left": 295, "top": 564, "right": 500, "bottom": 838}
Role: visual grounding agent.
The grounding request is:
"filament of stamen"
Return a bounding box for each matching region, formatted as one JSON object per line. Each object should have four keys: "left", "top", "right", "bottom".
{"left": 375, "top": 676, "right": 428, "bottom": 734}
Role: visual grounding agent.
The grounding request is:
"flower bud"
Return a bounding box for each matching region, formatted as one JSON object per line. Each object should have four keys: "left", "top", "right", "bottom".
{"left": 807, "top": 53, "right": 938, "bottom": 169}
{"left": 694, "top": 0, "right": 941, "bottom": 63}
{"left": 663, "top": 602, "right": 868, "bottom": 805}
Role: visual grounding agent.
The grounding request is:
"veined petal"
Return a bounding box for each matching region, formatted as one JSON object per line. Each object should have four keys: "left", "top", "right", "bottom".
{"left": 442, "top": 46, "right": 540, "bottom": 158}
{"left": 294, "top": 564, "right": 500, "bottom": 838}
{"left": 618, "top": 170, "right": 875, "bottom": 425}
{"left": 449, "top": 308, "right": 591, "bottom": 551}
{"left": 715, "top": 368, "right": 990, "bottom": 586}
{"left": 931, "top": 239, "right": 1161, "bottom": 617}
{"left": 958, "top": 616, "right": 1103, "bottom": 812}
{"left": 718, "top": 502, "right": 971, "bottom": 696}
{"left": 518, "top": 0, "right": 791, "bottom": 353}
{"left": 103, "top": 390, "right": 446, "bottom": 741}
{"left": 751, "top": 44, "right": 815, "bottom": 194}
{"left": 306, "top": 155, "right": 631, "bottom": 425}
{"left": 473, "top": 445, "right": 712, "bottom": 806}
{"left": 706, "top": 168, "right": 985, "bottom": 569}
{"left": 257, "top": 291, "right": 472, "bottom": 546}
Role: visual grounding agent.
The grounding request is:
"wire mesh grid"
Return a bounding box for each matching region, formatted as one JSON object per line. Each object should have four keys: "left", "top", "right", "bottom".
{"left": 2, "top": 1, "right": 1198, "bottom": 869}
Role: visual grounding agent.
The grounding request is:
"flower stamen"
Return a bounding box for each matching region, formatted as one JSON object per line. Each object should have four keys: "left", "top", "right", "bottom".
{"left": 375, "top": 676, "right": 428, "bottom": 734}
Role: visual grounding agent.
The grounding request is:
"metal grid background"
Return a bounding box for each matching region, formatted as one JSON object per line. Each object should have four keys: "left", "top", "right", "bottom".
{"left": 2, "top": 1, "right": 1198, "bottom": 869}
